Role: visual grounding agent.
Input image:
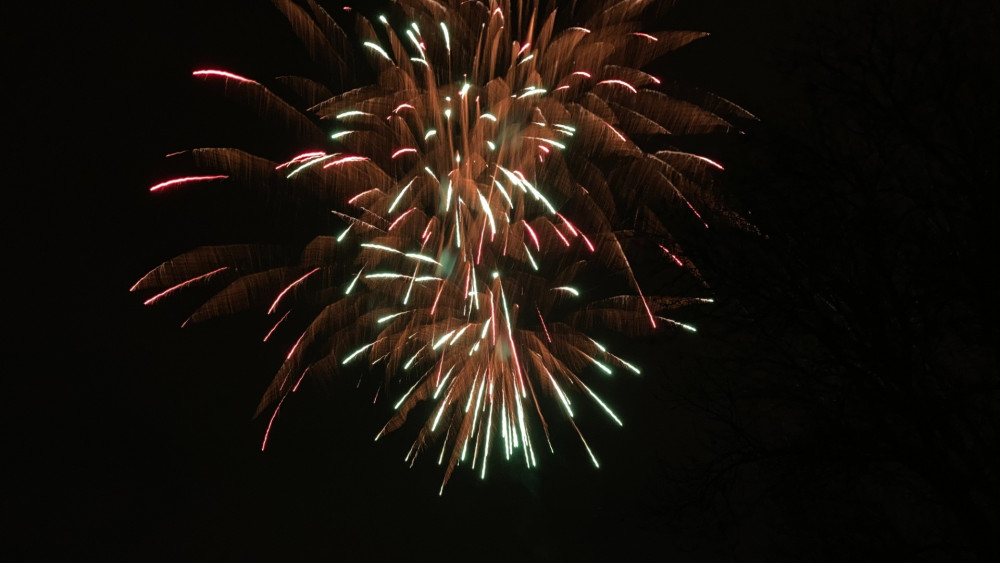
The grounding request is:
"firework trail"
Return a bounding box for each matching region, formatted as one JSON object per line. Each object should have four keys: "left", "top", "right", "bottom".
{"left": 133, "top": 0, "right": 753, "bottom": 491}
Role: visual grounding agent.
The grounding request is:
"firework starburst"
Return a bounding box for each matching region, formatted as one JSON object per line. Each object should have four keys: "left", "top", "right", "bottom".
{"left": 133, "top": 0, "right": 752, "bottom": 491}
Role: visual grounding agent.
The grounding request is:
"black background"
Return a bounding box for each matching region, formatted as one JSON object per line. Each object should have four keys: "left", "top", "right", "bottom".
{"left": 14, "top": 0, "right": 997, "bottom": 560}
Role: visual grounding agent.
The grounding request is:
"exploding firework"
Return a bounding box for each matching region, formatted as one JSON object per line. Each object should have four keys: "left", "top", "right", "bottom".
{"left": 133, "top": 0, "right": 753, "bottom": 491}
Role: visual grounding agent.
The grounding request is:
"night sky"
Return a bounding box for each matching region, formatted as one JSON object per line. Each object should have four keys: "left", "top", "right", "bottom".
{"left": 17, "top": 0, "right": 997, "bottom": 560}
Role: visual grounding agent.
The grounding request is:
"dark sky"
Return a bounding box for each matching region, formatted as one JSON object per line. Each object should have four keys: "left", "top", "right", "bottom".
{"left": 18, "top": 0, "right": 996, "bottom": 560}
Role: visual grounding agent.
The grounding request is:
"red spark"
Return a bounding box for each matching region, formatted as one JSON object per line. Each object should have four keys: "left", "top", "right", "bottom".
{"left": 149, "top": 175, "right": 228, "bottom": 192}
{"left": 142, "top": 267, "right": 228, "bottom": 305}
{"left": 192, "top": 69, "right": 256, "bottom": 83}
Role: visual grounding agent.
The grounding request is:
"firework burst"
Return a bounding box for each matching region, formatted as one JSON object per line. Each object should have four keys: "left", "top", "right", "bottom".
{"left": 133, "top": 0, "right": 753, "bottom": 491}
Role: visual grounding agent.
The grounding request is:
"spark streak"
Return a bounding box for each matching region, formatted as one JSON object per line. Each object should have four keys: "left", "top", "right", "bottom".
{"left": 149, "top": 175, "right": 227, "bottom": 192}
